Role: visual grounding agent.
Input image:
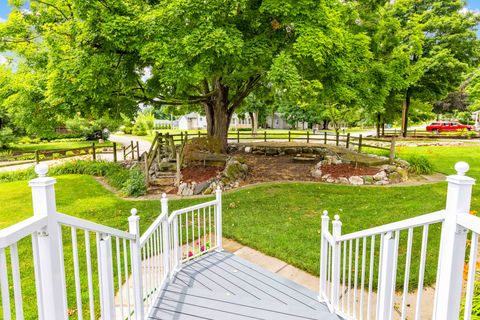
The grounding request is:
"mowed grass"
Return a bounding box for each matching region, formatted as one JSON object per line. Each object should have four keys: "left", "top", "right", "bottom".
{"left": 0, "top": 173, "right": 470, "bottom": 318}
{"left": 1, "top": 143, "right": 479, "bottom": 318}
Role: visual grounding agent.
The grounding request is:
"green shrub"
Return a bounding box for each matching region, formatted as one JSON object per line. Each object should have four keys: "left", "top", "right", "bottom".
{"left": 120, "top": 169, "right": 147, "bottom": 197}
{"left": 0, "top": 128, "right": 16, "bottom": 149}
{"left": 0, "top": 161, "right": 147, "bottom": 197}
{"left": 408, "top": 155, "right": 434, "bottom": 175}
{"left": 124, "top": 126, "right": 133, "bottom": 134}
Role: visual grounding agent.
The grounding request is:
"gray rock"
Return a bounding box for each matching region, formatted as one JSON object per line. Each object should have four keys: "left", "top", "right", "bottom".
{"left": 327, "top": 178, "right": 335, "bottom": 183}
{"left": 396, "top": 167, "right": 409, "bottom": 181}
{"left": 266, "top": 148, "right": 279, "bottom": 156}
{"left": 381, "top": 165, "right": 397, "bottom": 173}
{"left": 194, "top": 181, "right": 210, "bottom": 195}
{"left": 375, "top": 180, "right": 390, "bottom": 185}
{"left": 363, "top": 176, "right": 374, "bottom": 185}
{"left": 349, "top": 176, "right": 364, "bottom": 185}
{"left": 322, "top": 174, "right": 331, "bottom": 181}
{"left": 373, "top": 170, "right": 387, "bottom": 181}
{"left": 284, "top": 148, "right": 297, "bottom": 155}
{"left": 244, "top": 146, "right": 252, "bottom": 153}
{"left": 311, "top": 169, "right": 323, "bottom": 178}
{"left": 338, "top": 177, "right": 350, "bottom": 184}
{"left": 388, "top": 172, "right": 402, "bottom": 183}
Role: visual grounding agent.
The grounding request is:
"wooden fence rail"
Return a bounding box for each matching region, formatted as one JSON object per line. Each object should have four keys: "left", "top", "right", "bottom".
{"left": 0, "top": 143, "right": 118, "bottom": 166}
{"left": 150, "top": 130, "right": 395, "bottom": 160}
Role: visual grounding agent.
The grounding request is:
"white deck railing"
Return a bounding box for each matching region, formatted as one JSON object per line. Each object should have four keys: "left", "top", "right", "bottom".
{"left": 320, "top": 161, "right": 479, "bottom": 320}
{"left": 0, "top": 163, "right": 223, "bottom": 320}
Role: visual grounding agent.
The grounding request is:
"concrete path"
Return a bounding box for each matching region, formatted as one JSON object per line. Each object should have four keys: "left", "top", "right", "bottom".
{"left": 109, "top": 134, "right": 152, "bottom": 155}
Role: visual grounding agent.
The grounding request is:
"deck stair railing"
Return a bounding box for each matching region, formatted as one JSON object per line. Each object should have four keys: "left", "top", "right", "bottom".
{"left": 0, "top": 163, "right": 223, "bottom": 320}
{"left": 320, "top": 161, "right": 478, "bottom": 320}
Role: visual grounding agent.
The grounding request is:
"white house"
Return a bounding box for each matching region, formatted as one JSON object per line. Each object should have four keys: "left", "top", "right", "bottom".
{"left": 230, "top": 113, "right": 252, "bottom": 130}
{"left": 266, "top": 112, "right": 309, "bottom": 130}
{"left": 177, "top": 112, "right": 208, "bottom": 130}
{"left": 473, "top": 110, "right": 480, "bottom": 130}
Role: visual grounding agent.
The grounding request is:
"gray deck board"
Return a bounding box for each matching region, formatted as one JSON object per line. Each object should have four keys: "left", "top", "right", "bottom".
{"left": 151, "top": 251, "right": 341, "bottom": 320}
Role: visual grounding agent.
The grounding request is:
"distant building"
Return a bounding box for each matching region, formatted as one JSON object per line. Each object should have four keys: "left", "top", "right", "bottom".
{"left": 177, "top": 113, "right": 208, "bottom": 130}
{"left": 266, "top": 113, "right": 309, "bottom": 130}
{"left": 473, "top": 110, "right": 480, "bottom": 130}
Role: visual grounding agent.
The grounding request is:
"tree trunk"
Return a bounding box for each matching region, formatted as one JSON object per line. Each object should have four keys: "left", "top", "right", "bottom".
{"left": 249, "top": 111, "right": 258, "bottom": 136}
{"left": 381, "top": 123, "right": 385, "bottom": 136}
{"left": 401, "top": 90, "right": 411, "bottom": 138}
{"left": 271, "top": 111, "right": 275, "bottom": 128}
{"left": 376, "top": 113, "right": 381, "bottom": 138}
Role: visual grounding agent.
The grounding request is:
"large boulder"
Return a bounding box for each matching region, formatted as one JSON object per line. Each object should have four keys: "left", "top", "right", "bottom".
{"left": 349, "top": 176, "right": 364, "bottom": 185}
{"left": 373, "top": 170, "right": 387, "bottom": 181}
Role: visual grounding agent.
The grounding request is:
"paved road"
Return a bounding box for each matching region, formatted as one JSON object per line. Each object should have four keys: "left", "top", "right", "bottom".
{"left": 109, "top": 134, "right": 153, "bottom": 155}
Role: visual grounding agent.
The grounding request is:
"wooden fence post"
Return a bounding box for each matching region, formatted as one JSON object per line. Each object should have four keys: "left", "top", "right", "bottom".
{"left": 346, "top": 133, "right": 351, "bottom": 149}
{"left": 184, "top": 132, "right": 188, "bottom": 143}
{"left": 288, "top": 131, "right": 291, "bottom": 142}
{"left": 237, "top": 130, "right": 240, "bottom": 143}
{"left": 264, "top": 131, "right": 267, "bottom": 142}
{"left": 307, "top": 131, "right": 310, "bottom": 143}
{"left": 128, "top": 209, "right": 145, "bottom": 320}
{"left": 180, "top": 132, "right": 184, "bottom": 144}
{"left": 113, "top": 142, "right": 117, "bottom": 162}
{"left": 358, "top": 134, "right": 363, "bottom": 153}
{"left": 414, "top": 129, "right": 417, "bottom": 138}
{"left": 136, "top": 141, "right": 140, "bottom": 160}
{"left": 92, "top": 143, "right": 96, "bottom": 161}
{"left": 389, "top": 137, "right": 396, "bottom": 163}
{"left": 130, "top": 141, "right": 134, "bottom": 160}
{"left": 336, "top": 132, "right": 339, "bottom": 146}
{"left": 198, "top": 130, "right": 201, "bottom": 138}
{"left": 144, "top": 152, "right": 149, "bottom": 186}
{"left": 324, "top": 132, "right": 327, "bottom": 144}
{"left": 123, "top": 146, "right": 126, "bottom": 160}
{"left": 35, "top": 150, "right": 39, "bottom": 164}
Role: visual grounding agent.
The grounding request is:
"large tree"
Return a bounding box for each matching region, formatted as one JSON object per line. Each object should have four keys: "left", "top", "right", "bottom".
{"left": 378, "top": 0, "right": 480, "bottom": 137}
{"left": 1, "top": 0, "right": 371, "bottom": 151}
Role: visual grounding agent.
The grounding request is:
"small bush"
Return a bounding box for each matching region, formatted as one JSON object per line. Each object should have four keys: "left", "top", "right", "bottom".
{"left": 408, "top": 155, "right": 434, "bottom": 175}
{"left": 121, "top": 169, "right": 147, "bottom": 197}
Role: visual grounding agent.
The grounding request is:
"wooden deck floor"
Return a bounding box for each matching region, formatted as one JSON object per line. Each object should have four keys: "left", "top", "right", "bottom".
{"left": 150, "top": 251, "right": 342, "bottom": 320}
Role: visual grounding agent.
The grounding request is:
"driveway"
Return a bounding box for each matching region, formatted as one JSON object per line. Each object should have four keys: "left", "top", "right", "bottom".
{"left": 109, "top": 134, "right": 153, "bottom": 155}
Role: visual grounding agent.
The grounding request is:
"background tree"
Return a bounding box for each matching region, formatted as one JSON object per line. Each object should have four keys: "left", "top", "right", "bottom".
{"left": 377, "top": 0, "right": 480, "bottom": 137}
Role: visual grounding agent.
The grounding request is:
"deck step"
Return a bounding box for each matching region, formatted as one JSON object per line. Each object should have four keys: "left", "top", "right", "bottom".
{"left": 151, "top": 252, "right": 343, "bottom": 320}
{"left": 151, "top": 286, "right": 341, "bottom": 320}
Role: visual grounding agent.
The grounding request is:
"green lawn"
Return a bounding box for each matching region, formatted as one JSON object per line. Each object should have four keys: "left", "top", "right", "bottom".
{"left": 11, "top": 140, "right": 113, "bottom": 153}
{"left": 1, "top": 144, "right": 479, "bottom": 318}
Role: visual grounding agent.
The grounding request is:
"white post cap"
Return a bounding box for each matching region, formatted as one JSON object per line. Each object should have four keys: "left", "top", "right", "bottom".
{"left": 446, "top": 162, "right": 475, "bottom": 185}
{"left": 35, "top": 163, "right": 49, "bottom": 177}
{"left": 29, "top": 163, "right": 56, "bottom": 187}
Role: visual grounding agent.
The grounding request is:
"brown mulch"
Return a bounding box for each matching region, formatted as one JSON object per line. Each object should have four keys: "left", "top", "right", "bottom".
{"left": 235, "top": 153, "right": 379, "bottom": 184}
{"left": 181, "top": 165, "right": 223, "bottom": 183}
{"left": 320, "top": 163, "right": 379, "bottom": 179}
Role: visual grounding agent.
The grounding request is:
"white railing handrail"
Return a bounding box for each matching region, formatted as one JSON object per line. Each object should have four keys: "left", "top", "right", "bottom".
{"left": 323, "top": 230, "right": 335, "bottom": 244}
{"left": 56, "top": 212, "right": 136, "bottom": 241}
{"left": 139, "top": 211, "right": 168, "bottom": 247}
{"left": 456, "top": 213, "right": 480, "bottom": 235}
{"left": 336, "top": 210, "right": 446, "bottom": 242}
{"left": 0, "top": 215, "right": 47, "bottom": 248}
{"left": 168, "top": 199, "right": 218, "bottom": 222}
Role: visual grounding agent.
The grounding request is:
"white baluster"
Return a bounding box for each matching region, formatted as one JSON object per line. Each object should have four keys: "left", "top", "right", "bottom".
{"left": 319, "top": 210, "right": 330, "bottom": 301}
{"left": 99, "top": 234, "right": 115, "bottom": 320}
{"left": 377, "top": 232, "right": 396, "bottom": 320}
{"left": 28, "top": 164, "right": 67, "bottom": 320}
{"left": 433, "top": 162, "right": 475, "bottom": 320}
{"left": 128, "top": 208, "right": 145, "bottom": 320}
{"left": 331, "top": 215, "right": 342, "bottom": 310}
{"left": 215, "top": 187, "right": 223, "bottom": 251}
{"left": 161, "top": 194, "right": 170, "bottom": 278}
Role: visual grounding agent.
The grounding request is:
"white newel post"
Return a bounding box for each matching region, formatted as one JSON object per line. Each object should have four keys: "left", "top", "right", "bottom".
{"left": 161, "top": 194, "right": 170, "bottom": 277}
{"left": 99, "top": 235, "right": 116, "bottom": 320}
{"left": 433, "top": 162, "right": 475, "bottom": 320}
{"left": 377, "top": 232, "right": 396, "bottom": 320}
{"left": 216, "top": 187, "right": 223, "bottom": 251}
{"left": 129, "top": 208, "right": 145, "bottom": 320}
{"left": 29, "top": 164, "right": 68, "bottom": 320}
{"left": 331, "top": 215, "right": 342, "bottom": 309}
{"left": 319, "top": 210, "right": 330, "bottom": 300}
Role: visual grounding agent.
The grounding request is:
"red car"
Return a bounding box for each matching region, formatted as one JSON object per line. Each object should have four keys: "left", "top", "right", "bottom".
{"left": 426, "top": 122, "right": 474, "bottom": 133}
